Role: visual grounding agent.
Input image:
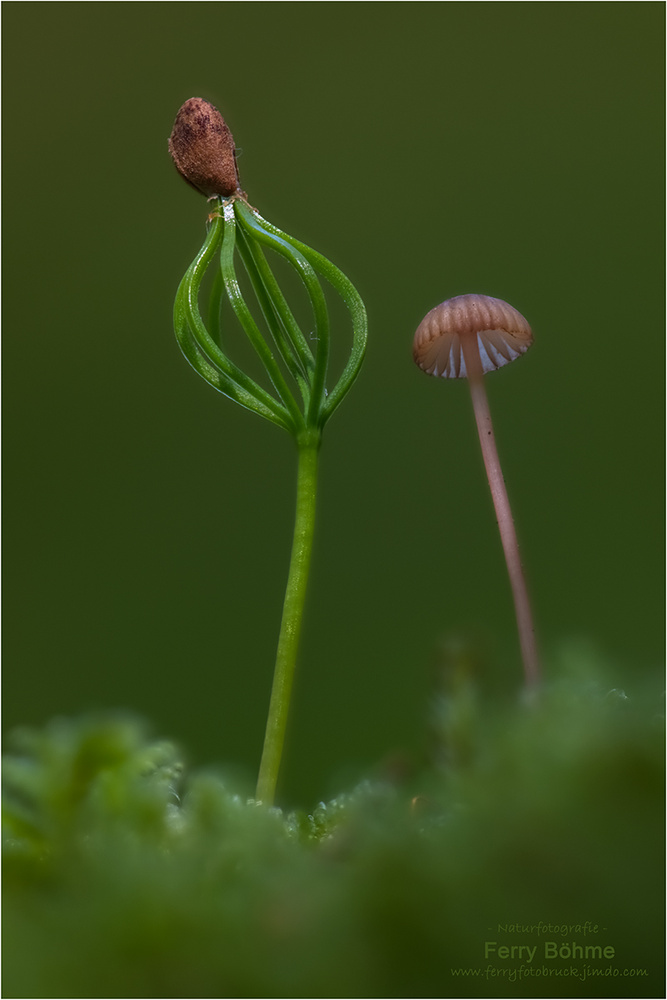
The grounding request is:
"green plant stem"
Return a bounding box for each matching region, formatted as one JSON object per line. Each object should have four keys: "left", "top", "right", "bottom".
{"left": 256, "top": 432, "right": 321, "bottom": 805}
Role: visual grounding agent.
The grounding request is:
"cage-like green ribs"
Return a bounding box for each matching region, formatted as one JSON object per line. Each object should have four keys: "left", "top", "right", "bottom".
{"left": 174, "top": 194, "right": 367, "bottom": 442}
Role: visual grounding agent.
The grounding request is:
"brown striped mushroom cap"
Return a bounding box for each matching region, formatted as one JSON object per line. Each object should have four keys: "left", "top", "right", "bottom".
{"left": 413, "top": 294, "right": 533, "bottom": 379}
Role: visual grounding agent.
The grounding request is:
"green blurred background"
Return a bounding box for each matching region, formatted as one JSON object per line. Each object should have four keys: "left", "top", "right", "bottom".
{"left": 3, "top": 3, "right": 663, "bottom": 805}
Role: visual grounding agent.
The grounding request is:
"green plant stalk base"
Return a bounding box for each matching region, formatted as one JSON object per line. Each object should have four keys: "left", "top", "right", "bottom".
{"left": 256, "top": 433, "right": 320, "bottom": 805}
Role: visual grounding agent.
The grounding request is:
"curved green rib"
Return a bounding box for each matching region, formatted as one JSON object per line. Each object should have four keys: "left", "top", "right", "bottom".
{"left": 249, "top": 210, "right": 368, "bottom": 420}
{"left": 218, "top": 207, "right": 304, "bottom": 432}
{"left": 235, "top": 226, "right": 314, "bottom": 406}
{"left": 174, "top": 213, "right": 294, "bottom": 431}
{"left": 234, "top": 200, "right": 331, "bottom": 429}
{"left": 207, "top": 263, "right": 225, "bottom": 349}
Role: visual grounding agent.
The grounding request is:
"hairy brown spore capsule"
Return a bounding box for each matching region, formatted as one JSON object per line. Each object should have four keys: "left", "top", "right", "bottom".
{"left": 169, "top": 97, "right": 240, "bottom": 198}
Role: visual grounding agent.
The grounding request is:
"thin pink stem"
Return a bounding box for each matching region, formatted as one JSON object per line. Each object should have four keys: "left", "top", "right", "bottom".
{"left": 461, "top": 338, "right": 540, "bottom": 689}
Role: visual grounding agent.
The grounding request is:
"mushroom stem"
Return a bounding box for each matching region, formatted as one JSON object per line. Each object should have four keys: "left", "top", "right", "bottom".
{"left": 462, "top": 342, "right": 540, "bottom": 688}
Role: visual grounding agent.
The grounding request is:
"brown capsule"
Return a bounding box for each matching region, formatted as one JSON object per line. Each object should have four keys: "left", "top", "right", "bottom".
{"left": 168, "top": 97, "right": 240, "bottom": 198}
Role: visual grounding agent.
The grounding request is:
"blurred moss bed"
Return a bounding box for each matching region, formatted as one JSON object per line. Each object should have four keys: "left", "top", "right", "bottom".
{"left": 3, "top": 646, "right": 664, "bottom": 1000}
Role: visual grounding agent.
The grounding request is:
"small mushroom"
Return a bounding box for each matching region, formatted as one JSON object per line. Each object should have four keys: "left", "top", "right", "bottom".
{"left": 413, "top": 293, "right": 540, "bottom": 689}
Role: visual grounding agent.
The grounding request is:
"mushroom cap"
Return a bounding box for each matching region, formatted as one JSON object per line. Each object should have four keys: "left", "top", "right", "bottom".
{"left": 413, "top": 293, "right": 533, "bottom": 378}
{"left": 168, "top": 97, "right": 240, "bottom": 198}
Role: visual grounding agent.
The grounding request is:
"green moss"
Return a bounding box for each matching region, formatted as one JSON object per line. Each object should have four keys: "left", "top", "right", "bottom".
{"left": 3, "top": 660, "right": 664, "bottom": 998}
